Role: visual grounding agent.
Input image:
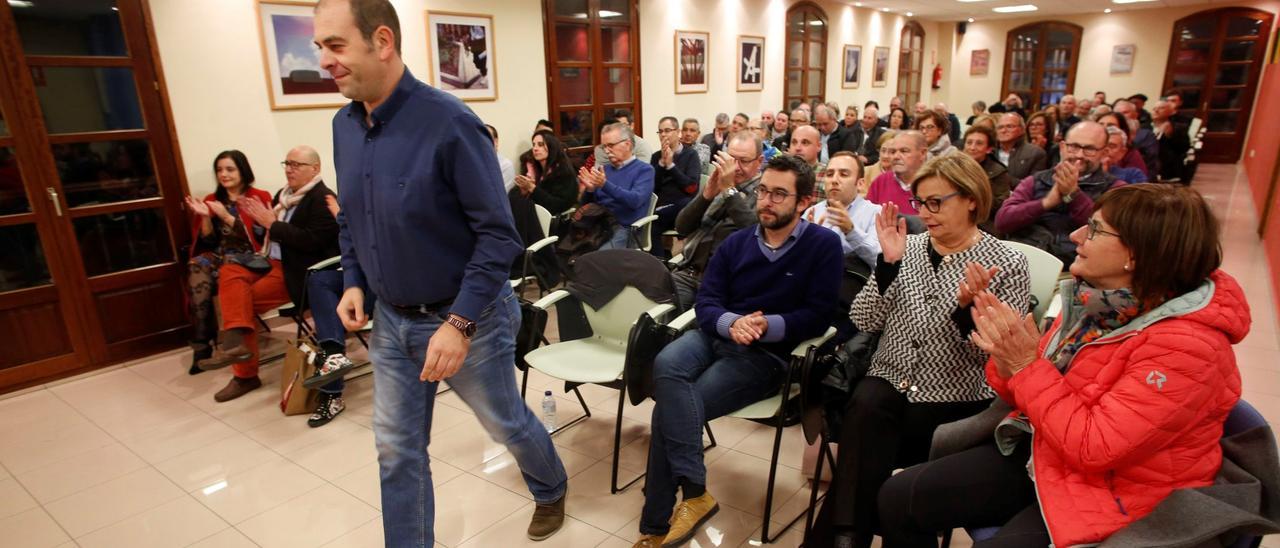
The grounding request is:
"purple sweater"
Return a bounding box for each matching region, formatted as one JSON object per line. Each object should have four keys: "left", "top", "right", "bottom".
{"left": 866, "top": 171, "right": 918, "bottom": 215}
{"left": 994, "top": 170, "right": 1125, "bottom": 235}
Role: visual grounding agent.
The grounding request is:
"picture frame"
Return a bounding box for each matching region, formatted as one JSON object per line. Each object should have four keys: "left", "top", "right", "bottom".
{"left": 675, "top": 30, "right": 709, "bottom": 94}
{"left": 841, "top": 44, "right": 862, "bottom": 89}
{"left": 872, "top": 46, "right": 890, "bottom": 87}
{"left": 970, "top": 49, "right": 990, "bottom": 76}
{"left": 1111, "top": 44, "right": 1136, "bottom": 74}
{"left": 256, "top": 0, "right": 345, "bottom": 110}
{"left": 426, "top": 11, "right": 498, "bottom": 101}
{"left": 737, "top": 35, "right": 765, "bottom": 92}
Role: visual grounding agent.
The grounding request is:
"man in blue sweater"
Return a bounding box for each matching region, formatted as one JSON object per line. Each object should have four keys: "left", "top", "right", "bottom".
{"left": 578, "top": 122, "right": 655, "bottom": 249}
{"left": 632, "top": 155, "right": 843, "bottom": 548}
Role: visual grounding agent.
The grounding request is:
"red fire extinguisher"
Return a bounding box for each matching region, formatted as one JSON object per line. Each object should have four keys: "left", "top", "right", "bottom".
{"left": 932, "top": 64, "right": 943, "bottom": 90}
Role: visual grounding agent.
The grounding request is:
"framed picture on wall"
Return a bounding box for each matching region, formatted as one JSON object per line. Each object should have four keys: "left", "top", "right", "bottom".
{"left": 256, "top": 1, "right": 345, "bottom": 110}
{"left": 970, "top": 49, "right": 990, "bottom": 76}
{"left": 737, "top": 35, "right": 764, "bottom": 92}
{"left": 842, "top": 45, "right": 861, "bottom": 89}
{"left": 1111, "top": 44, "right": 1136, "bottom": 74}
{"left": 872, "top": 46, "right": 890, "bottom": 87}
{"left": 426, "top": 11, "right": 498, "bottom": 101}
{"left": 675, "top": 30, "right": 709, "bottom": 94}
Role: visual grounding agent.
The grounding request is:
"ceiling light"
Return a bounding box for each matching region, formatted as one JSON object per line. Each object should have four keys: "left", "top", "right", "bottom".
{"left": 967, "top": 17, "right": 975, "bottom": 22}
{"left": 992, "top": 4, "right": 1038, "bottom": 12}
{"left": 906, "top": 11, "right": 914, "bottom": 16}
{"left": 7, "top": 0, "right": 34, "bottom": 7}
{"left": 854, "top": 2, "right": 862, "bottom": 6}
{"left": 1111, "top": 0, "right": 1156, "bottom": 3}
{"left": 881, "top": 7, "right": 890, "bottom": 11}
{"left": 1104, "top": 8, "right": 1112, "bottom": 12}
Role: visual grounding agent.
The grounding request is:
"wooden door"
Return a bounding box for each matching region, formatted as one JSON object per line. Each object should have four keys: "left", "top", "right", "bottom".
{"left": 1163, "top": 8, "right": 1274, "bottom": 163}
{"left": 1002, "top": 22, "right": 1082, "bottom": 111}
{"left": 0, "top": 0, "right": 190, "bottom": 392}
{"left": 784, "top": 2, "right": 826, "bottom": 110}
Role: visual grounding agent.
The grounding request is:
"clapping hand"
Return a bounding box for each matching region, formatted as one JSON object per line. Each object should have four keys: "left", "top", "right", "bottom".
{"left": 184, "top": 196, "right": 210, "bottom": 217}
{"left": 206, "top": 200, "right": 232, "bottom": 224}
{"left": 969, "top": 291, "right": 1040, "bottom": 379}
{"left": 1053, "top": 159, "right": 1080, "bottom": 198}
{"left": 239, "top": 198, "right": 277, "bottom": 228}
{"left": 826, "top": 199, "right": 853, "bottom": 234}
{"left": 514, "top": 174, "right": 536, "bottom": 195}
{"left": 661, "top": 140, "right": 674, "bottom": 166}
{"left": 577, "top": 166, "right": 605, "bottom": 192}
{"left": 703, "top": 151, "right": 738, "bottom": 199}
{"left": 957, "top": 262, "right": 1000, "bottom": 308}
{"left": 874, "top": 202, "right": 908, "bottom": 263}
{"left": 730, "top": 311, "right": 768, "bottom": 345}
{"left": 324, "top": 194, "right": 340, "bottom": 218}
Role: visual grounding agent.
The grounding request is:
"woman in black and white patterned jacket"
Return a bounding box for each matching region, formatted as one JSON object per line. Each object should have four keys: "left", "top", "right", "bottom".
{"left": 817, "top": 152, "right": 1031, "bottom": 548}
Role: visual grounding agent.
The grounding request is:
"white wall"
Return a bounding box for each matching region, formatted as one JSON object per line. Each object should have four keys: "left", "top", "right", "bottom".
{"left": 637, "top": 0, "right": 944, "bottom": 132}
{"left": 151, "top": 0, "right": 546, "bottom": 198}
{"left": 939, "top": 1, "right": 1280, "bottom": 117}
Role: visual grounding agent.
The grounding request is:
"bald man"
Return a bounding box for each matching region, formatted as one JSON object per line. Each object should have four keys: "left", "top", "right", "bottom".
{"left": 202, "top": 145, "right": 360, "bottom": 426}
{"left": 995, "top": 121, "right": 1125, "bottom": 264}
{"left": 935, "top": 102, "right": 962, "bottom": 144}
{"left": 865, "top": 130, "right": 928, "bottom": 214}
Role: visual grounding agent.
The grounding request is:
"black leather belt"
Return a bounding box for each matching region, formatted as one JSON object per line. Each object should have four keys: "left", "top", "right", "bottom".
{"left": 389, "top": 299, "right": 453, "bottom": 317}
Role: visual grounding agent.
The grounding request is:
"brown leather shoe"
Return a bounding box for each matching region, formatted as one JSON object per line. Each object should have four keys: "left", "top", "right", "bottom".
{"left": 197, "top": 344, "right": 253, "bottom": 371}
{"left": 526, "top": 487, "right": 566, "bottom": 541}
{"left": 214, "top": 376, "right": 261, "bottom": 402}
{"left": 631, "top": 534, "right": 665, "bottom": 548}
{"left": 662, "top": 492, "right": 718, "bottom": 547}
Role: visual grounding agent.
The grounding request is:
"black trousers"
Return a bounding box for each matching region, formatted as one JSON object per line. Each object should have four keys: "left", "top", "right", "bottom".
{"left": 877, "top": 441, "right": 1047, "bottom": 548}
{"left": 821, "top": 376, "right": 991, "bottom": 546}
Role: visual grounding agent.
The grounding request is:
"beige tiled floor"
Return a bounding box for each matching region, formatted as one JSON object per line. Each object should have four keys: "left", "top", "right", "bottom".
{"left": 0, "top": 163, "right": 1277, "bottom": 547}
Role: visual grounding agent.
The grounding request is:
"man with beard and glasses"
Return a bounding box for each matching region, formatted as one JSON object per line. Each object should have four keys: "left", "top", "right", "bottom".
{"left": 629, "top": 154, "right": 842, "bottom": 548}
{"left": 995, "top": 121, "right": 1125, "bottom": 265}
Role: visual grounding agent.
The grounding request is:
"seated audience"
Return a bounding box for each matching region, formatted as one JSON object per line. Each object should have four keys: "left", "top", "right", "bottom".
{"left": 881, "top": 97, "right": 904, "bottom": 126}
{"left": 853, "top": 107, "right": 887, "bottom": 167}
{"left": 747, "top": 119, "right": 779, "bottom": 163}
{"left": 1152, "top": 100, "right": 1191, "bottom": 183}
{"left": 582, "top": 117, "right": 618, "bottom": 172}
{"left": 804, "top": 151, "right": 881, "bottom": 268}
{"left": 1026, "top": 111, "right": 1060, "bottom": 165}
{"left": 512, "top": 130, "right": 578, "bottom": 215}
{"left": 1094, "top": 90, "right": 1107, "bottom": 105}
{"left": 578, "top": 122, "right": 656, "bottom": 250}
{"left": 701, "top": 113, "right": 732, "bottom": 158}
{"left": 774, "top": 107, "right": 810, "bottom": 151}
{"left": 1102, "top": 126, "right": 1149, "bottom": 184}
{"left": 996, "top": 121, "right": 1125, "bottom": 265}
{"left": 183, "top": 150, "right": 273, "bottom": 375}
{"left": 843, "top": 105, "right": 860, "bottom": 131}
{"left": 632, "top": 155, "right": 841, "bottom": 548}
{"left": 1165, "top": 92, "right": 1193, "bottom": 127}
{"left": 595, "top": 109, "right": 653, "bottom": 169}
{"left": 769, "top": 110, "right": 790, "bottom": 142}
{"left": 878, "top": 184, "right": 1245, "bottom": 548}
{"left": 970, "top": 114, "right": 999, "bottom": 130}
{"left": 813, "top": 152, "right": 1031, "bottom": 548}
{"left": 731, "top": 112, "right": 749, "bottom": 135}
{"left": 913, "top": 101, "right": 929, "bottom": 120}
{"left": 1058, "top": 94, "right": 1081, "bottom": 135}
{"left": 995, "top": 113, "right": 1048, "bottom": 181}
{"left": 761, "top": 110, "right": 775, "bottom": 133}
{"left": 861, "top": 130, "right": 898, "bottom": 188}
{"left": 1001, "top": 93, "right": 1028, "bottom": 120}
{"left": 1042, "top": 105, "right": 1063, "bottom": 141}
{"left": 866, "top": 130, "right": 928, "bottom": 214}
{"left": 1075, "top": 98, "right": 1093, "bottom": 120}
{"left": 1113, "top": 100, "right": 1159, "bottom": 177}
{"left": 1129, "top": 92, "right": 1153, "bottom": 127}
{"left": 650, "top": 116, "right": 702, "bottom": 257}
{"left": 680, "top": 118, "right": 711, "bottom": 165}
{"left": 670, "top": 132, "right": 764, "bottom": 310}
{"left": 936, "top": 103, "right": 962, "bottom": 144}
{"left": 815, "top": 104, "right": 852, "bottom": 164}
{"left": 534, "top": 119, "right": 553, "bottom": 133}
{"left": 887, "top": 107, "right": 910, "bottom": 131}
{"left": 966, "top": 100, "right": 987, "bottom": 128}
{"left": 915, "top": 109, "right": 956, "bottom": 160}
{"left": 961, "top": 125, "right": 1014, "bottom": 230}
{"left": 790, "top": 125, "right": 824, "bottom": 173}
{"left": 1096, "top": 112, "right": 1150, "bottom": 177}
{"left": 485, "top": 124, "right": 516, "bottom": 192}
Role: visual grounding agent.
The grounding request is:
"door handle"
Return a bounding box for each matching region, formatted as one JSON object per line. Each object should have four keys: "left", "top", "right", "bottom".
{"left": 46, "top": 187, "right": 62, "bottom": 217}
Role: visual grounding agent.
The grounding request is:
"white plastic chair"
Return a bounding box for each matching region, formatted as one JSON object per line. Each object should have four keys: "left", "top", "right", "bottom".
{"left": 628, "top": 194, "right": 660, "bottom": 251}
{"left": 1001, "top": 241, "right": 1064, "bottom": 323}
{"left": 512, "top": 204, "right": 560, "bottom": 294}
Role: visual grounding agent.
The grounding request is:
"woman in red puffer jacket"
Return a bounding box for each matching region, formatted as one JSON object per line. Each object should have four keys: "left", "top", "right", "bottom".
{"left": 876, "top": 183, "right": 1248, "bottom": 547}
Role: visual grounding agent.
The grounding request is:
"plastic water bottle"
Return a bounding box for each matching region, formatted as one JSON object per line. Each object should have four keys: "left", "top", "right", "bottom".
{"left": 541, "top": 390, "right": 557, "bottom": 432}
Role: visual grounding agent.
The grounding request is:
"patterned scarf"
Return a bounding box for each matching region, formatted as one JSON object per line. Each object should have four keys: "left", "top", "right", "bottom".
{"left": 1048, "top": 281, "right": 1148, "bottom": 369}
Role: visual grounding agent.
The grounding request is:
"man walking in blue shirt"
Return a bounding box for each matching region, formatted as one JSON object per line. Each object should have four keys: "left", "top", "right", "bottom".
{"left": 313, "top": 0, "right": 568, "bottom": 544}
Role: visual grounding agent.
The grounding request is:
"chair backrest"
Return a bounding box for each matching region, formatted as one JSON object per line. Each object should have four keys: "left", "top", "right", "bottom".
{"left": 1224, "top": 399, "right": 1266, "bottom": 437}
{"left": 582, "top": 286, "right": 662, "bottom": 345}
{"left": 1188, "top": 117, "right": 1203, "bottom": 140}
{"left": 534, "top": 204, "right": 553, "bottom": 238}
{"left": 634, "top": 194, "right": 658, "bottom": 252}
{"left": 699, "top": 172, "right": 710, "bottom": 192}
{"left": 1001, "top": 240, "right": 1064, "bottom": 322}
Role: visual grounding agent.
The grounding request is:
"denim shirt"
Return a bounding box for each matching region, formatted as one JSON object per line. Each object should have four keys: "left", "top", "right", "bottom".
{"left": 333, "top": 68, "right": 522, "bottom": 321}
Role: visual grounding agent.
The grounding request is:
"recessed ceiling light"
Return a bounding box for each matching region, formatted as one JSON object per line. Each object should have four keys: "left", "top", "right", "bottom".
{"left": 906, "top": 11, "right": 914, "bottom": 16}
{"left": 881, "top": 7, "right": 890, "bottom": 11}
{"left": 1104, "top": 8, "right": 1112, "bottom": 12}
{"left": 967, "top": 17, "right": 975, "bottom": 22}
{"left": 854, "top": 2, "right": 863, "bottom": 6}
{"left": 1111, "top": 0, "right": 1156, "bottom": 3}
{"left": 992, "top": 4, "right": 1038, "bottom": 12}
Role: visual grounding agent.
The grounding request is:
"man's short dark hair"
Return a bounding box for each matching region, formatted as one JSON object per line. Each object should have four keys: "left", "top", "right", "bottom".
{"left": 484, "top": 123, "right": 498, "bottom": 143}
{"left": 536, "top": 119, "right": 552, "bottom": 128}
{"left": 765, "top": 154, "right": 815, "bottom": 198}
{"left": 1129, "top": 93, "right": 1148, "bottom": 102}
{"left": 613, "top": 108, "right": 633, "bottom": 123}
{"left": 320, "top": 0, "right": 402, "bottom": 55}
{"left": 828, "top": 150, "right": 864, "bottom": 180}
{"left": 864, "top": 100, "right": 880, "bottom": 109}
{"left": 597, "top": 117, "right": 618, "bottom": 134}
{"left": 659, "top": 115, "right": 679, "bottom": 127}
{"left": 734, "top": 112, "right": 749, "bottom": 123}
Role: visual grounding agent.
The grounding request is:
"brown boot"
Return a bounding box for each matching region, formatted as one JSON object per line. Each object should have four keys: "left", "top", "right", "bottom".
{"left": 214, "top": 376, "right": 262, "bottom": 402}
{"left": 631, "top": 534, "right": 664, "bottom": 548}
{"left": 198, "top": 329, "right": 252, "bottom": 371}
{"left": 527, "top": 486, "right": 566, "bottom": 541}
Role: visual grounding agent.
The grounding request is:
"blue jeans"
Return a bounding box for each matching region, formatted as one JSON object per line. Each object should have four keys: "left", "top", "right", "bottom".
{"left": 306, "top": 269, "right": 375, "bottom": 395}
{"left": 639, "top": 329, "right": 784, "bottom": 535}
{"left": 370, "top": 283, "right": 567, "bottom": 547}
{"left": 598, "top": 225, "right": 633, "bottom": 250}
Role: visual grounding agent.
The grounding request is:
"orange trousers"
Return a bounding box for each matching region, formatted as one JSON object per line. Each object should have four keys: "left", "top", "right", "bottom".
{"left": 218, "top": 260, "right": 291, "bottom": 379}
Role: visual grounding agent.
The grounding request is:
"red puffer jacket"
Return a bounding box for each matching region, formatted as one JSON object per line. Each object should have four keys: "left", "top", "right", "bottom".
{"left": 987, "top": 270, "right": 1249, "bottom": 547}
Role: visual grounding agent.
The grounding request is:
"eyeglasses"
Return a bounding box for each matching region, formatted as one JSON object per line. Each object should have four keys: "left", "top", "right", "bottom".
{"left": 1063, "top": 142, "right": 1104, "bottom": 156}
{"left": 731, "top": 154, "right": 761, "bottom": 164}
{"left": 754, "top": 186, "right": 795, "bottom": 204}
{"left": 1086, "top": 219, "right": 1121, "bottom": 240}
{"left": 747, "top": 126, "right": 763, "bottom": 131}
{"left": 602, "top": 139, "right": 630, "bottom": 150}
{"left": 918, "top": 124, "right": 939, "bottom": 132}
{"left": 656, "top": 128, "right": 677, "bottom": 134}
{"left": 281, "top": 160, "right": 316, "bottom": 170}
{"left": 909, "top": 192, "right": 961, "bottom": 213}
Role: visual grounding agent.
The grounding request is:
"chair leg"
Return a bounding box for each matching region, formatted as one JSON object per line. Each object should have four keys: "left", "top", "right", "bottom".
{"left": 545, "top": 385, "right": 592, "bottom": 436}
{"left": 805, "top": 436, "right": 832, "bottom": 541}
{"left": 611, "top": 384, "right": 645, "bottom": 493}
{"left": 704, "top": 422, "right": 718, "bottom": 451}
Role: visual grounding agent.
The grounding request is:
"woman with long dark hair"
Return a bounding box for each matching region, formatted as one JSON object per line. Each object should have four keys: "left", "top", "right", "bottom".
{"left": 888, "top": 107, "right": 911, "bottom": 130}
{"left": 508, "top": 130, "right": 578, "bottom": 285}
{"left": 181, "top": 150, "right": 272, "bottom": 375}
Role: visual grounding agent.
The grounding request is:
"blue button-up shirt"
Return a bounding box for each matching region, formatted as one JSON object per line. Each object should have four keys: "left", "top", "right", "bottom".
{"left": 333, "top": 68, "right": 522, "bottom": 321}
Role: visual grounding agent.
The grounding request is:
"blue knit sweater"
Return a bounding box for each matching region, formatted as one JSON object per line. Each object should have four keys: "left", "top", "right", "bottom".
{"left": 584, "top": 158, "right": 655, "bottom": 225}
{"left": 696, "top": 220, "right": 843, "bottom": 357}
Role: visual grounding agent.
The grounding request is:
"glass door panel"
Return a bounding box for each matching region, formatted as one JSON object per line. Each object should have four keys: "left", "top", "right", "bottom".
{"left": 13, "top": 0, "right": 128, "bottom": 57}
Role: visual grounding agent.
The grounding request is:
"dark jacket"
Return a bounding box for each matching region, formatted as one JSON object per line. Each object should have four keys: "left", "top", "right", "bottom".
{"left": 772, "top": 132, "right": 791, "bottom": 153}
{"left": 529, "top": 169, "right": 578, "bottom": 215}
{"left": 946, "top": 113, "right": 962, "bottom": 144}
{"left": 270, "top": 181, "right": 341, "bottom": 306}
{"left": 1000, "top": 140, "right": 1048, "bottom": 181}
{"left": 650, "top": 146, "right": 701, "bottom": 206}
{"left": 673, "top": 175, "right": 761, "bottom": 275}
{"left": 700, "top": 132, "right": 727, "bottom": 158}
{"left": 825, "top": 126, "right": 855, "bottom": 159}
{"left": 979, "top": 156, "right": 1013, "bottom": 233}
{"left": 854, "top": 124, "right": 886, "bottom": 165}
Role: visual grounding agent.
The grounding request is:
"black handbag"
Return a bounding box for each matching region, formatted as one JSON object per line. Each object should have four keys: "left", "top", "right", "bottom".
{"left": 226, "top": 252, "right": 272, "bottom": 274}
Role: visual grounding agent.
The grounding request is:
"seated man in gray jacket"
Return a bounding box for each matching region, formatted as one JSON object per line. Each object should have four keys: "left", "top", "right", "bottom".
{"left": 670, "top": 131, "right": 763, "bottom": 310}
